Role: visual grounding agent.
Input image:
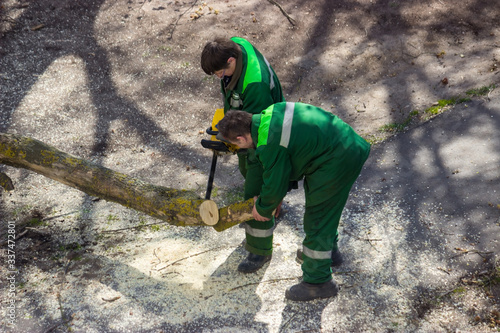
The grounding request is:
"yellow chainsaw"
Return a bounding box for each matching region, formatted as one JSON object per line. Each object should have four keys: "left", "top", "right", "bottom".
{"left": 200, "top": 108, "right": 239, "bottom": 199}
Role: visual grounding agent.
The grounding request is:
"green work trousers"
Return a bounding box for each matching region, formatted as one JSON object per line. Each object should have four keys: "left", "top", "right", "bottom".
{"left": 301, "top": 148, "right": 370, "bottom": 284}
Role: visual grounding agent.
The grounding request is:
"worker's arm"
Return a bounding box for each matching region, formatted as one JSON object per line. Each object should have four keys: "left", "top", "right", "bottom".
{"left": 241, "top": 83, "right": 276, "bottom": 115}
{"left": 242, "top": 149, "right": 264, "bottom": 199}
{"left": 254, "top": 145, "right": 291, "bottom": 218}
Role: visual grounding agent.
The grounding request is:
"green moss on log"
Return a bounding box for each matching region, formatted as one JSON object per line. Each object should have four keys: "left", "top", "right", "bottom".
{"left": 213, "top": 198, "right": 254, "bottom": 232}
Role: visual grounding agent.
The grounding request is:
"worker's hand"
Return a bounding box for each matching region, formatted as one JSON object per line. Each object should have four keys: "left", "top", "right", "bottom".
{"left": 274, "top": 200, "right": 283, "bottom": 218}
{"left": 252, "top": 196, "right": 270, "bottom": 222}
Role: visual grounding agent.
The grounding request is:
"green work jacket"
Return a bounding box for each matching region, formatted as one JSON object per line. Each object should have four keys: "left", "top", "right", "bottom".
{"left": 250, "top": 102, "right": 371, "bottom": 218}
{"left": 221, "top": 37, "right": 284, "bottom": 114}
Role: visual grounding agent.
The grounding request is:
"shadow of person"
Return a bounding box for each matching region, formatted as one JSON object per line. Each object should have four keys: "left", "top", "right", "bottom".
{"left": 188, "top": 241, "right": 271, "bottom": 331}
{"left": 279, "top": 297, "right": 331, "bottom": 332}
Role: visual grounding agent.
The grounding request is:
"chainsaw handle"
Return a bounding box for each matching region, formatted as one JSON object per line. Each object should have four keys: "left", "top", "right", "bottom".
{"left": 206, "top": 126, "right": 218, "bottom": 136}
{"left": 200, "top": 139, "right": 230, "bottom": 152}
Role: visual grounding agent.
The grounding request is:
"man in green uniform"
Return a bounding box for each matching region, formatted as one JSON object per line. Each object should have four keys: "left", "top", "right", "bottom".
{"left": 201, "top": 37, "right": 286, "bottom": 273}
{"left": 200, "top": 37, "right": 283, "bottom": 116}
{"left": 216, "top": 102, "right": 370, "bottom": 301}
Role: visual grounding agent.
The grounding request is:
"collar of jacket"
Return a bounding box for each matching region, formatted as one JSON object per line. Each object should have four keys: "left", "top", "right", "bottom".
{"left": 225, "top": 46, "right": 243, "bottom": 91}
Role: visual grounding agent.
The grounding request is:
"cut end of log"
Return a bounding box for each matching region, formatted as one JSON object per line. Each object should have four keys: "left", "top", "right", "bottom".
{"left": 199, "top": 200, "right": 219, "bottom": 225}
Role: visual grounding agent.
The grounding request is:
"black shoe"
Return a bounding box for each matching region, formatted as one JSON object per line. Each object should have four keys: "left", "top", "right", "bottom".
{"left": 330, "top": 249, "right": 343, "bottom": 266}
{"left": 237, "top": 253, "right": 272, "bottom": 273}
{"left": 296, "top": 248, "right": 344, "bottom": 267}
{"left": 285, "top": 280, "right": 339, "bottom": 302}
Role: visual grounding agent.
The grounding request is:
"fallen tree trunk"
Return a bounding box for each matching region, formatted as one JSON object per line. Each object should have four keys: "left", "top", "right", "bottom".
{"left": 0, "top": 133, "right": 253, "bottom": 231}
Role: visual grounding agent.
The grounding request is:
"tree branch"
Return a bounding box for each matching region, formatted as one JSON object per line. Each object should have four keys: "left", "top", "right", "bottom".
{"left": 267, "top": 0, "right": 297, "bottom": 26}
{"left": 0, "top": 133, "right": 253, "bottom": 231}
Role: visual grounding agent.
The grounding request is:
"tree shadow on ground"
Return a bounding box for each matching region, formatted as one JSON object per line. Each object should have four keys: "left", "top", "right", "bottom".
{"left": 345, "top": 99, "right": 500, "bottom": 329}
{"left": 0, "top": 0, "right": 216, "bottom": 163}
{"left": 285, "top": 0, "right": 499, "bottom": 327}
{"left": 0, "top": 0, "right": 236, "bottom": 249}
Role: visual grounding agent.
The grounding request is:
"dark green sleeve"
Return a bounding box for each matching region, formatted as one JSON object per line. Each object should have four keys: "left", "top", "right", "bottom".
{"left": 254, "top": 145, "right": 291, "bottom": 217}
{"left": 239, "top": 82, "right": 275, "bottom": 201}
{"left": 241, "top": 82, "right": 275, "bottom": 115}
{"left": 243, "top": 149, "right": 264, "bottom": 200}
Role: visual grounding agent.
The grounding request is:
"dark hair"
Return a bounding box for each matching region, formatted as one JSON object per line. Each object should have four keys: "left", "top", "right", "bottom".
{"left": 200, "top": 37, "right": 240, "bottom": 75}
{"left": 217, "top": 110, "right": 252, "bottom": 142}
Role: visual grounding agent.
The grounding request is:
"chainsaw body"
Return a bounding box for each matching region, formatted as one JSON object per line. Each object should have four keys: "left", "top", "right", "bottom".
{"left": 200, "top": 108, "right": 239, "bottom": 154}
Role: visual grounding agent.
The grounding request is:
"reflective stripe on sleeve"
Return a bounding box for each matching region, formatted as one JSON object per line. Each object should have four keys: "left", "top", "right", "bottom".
{"left": 280, "top": 102, "right": 295, "bottom": 148}
{"left": 302, "top": 246, "right": 332, "bottom": 260}
{"left": 263, "top": 57, "right": 275, "bottom": 90}
{"left": 245, "top": 224, "right": 274, "bottom": 238}
{"left": 257, "top": 108, "right": 274, "bottom": 148}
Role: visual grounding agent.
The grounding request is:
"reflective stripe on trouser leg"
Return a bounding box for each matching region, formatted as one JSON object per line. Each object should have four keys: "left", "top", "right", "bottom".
{"left": 245, "top": 218, "right": 274, "bottom": 256}
{"left": 301, "top": 177, "right": 357, "bottom": 284}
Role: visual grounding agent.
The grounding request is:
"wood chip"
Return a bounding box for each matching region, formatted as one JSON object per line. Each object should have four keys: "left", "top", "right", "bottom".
{"left": 30, "top": 24, "right": 45, "bottom": 31}
{"left": 102, "top": 296, "right": 121, "bottom": 302}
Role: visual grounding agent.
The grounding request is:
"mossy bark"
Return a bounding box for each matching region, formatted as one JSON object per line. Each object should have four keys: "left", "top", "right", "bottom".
{"left": 0, "top": 133, "right": 252, "bottom": 231}
{"left": 213, "top": 199, "right": 254, "bottom": 232}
